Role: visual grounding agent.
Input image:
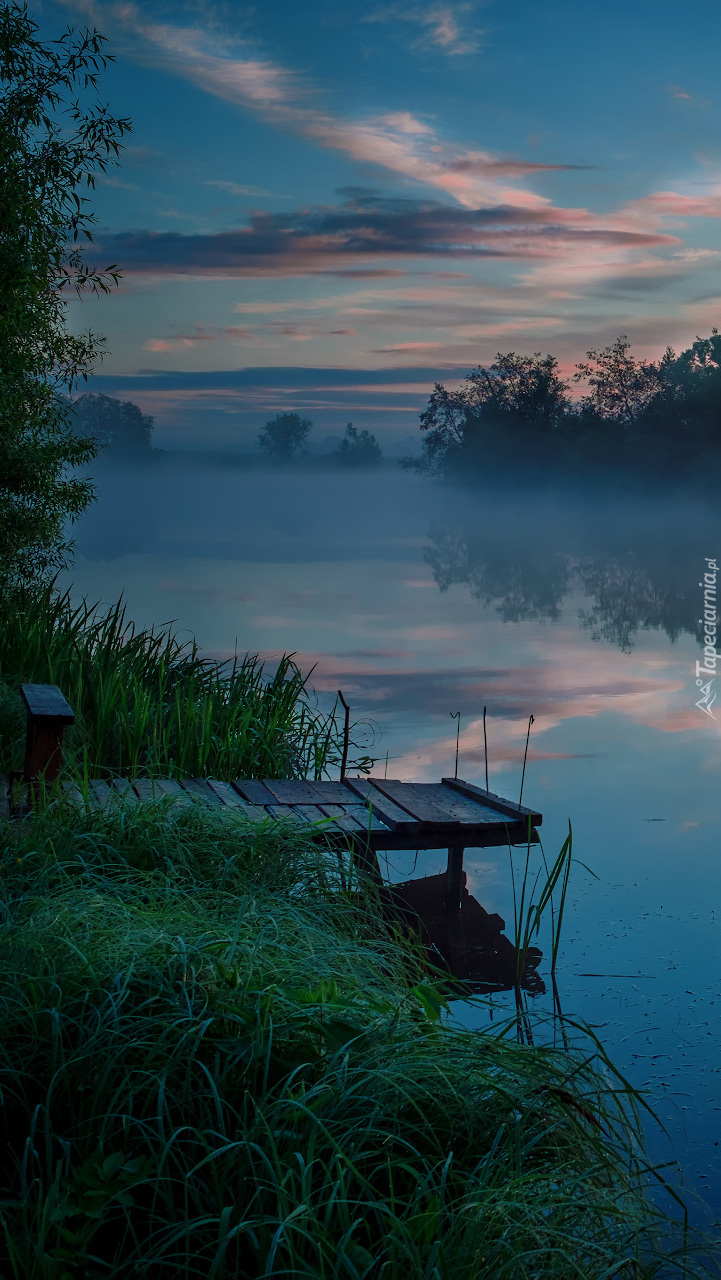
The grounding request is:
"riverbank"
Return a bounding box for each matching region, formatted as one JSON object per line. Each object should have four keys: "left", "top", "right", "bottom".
{"left": 0, "top": 797, "right": 706, "bottom": 1277}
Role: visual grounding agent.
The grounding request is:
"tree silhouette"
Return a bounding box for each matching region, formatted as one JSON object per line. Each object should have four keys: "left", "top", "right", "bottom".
{"left": 258, "top": 413, "right": 312, "bottom": 459}
{"left": 71, "top": 393, "right": 154, "bottom": 454}
{"left": 334, "top": 423, "right": 382, "bottom": 466}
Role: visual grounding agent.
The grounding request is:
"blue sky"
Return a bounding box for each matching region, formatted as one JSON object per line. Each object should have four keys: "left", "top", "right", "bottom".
{"left": 47, "top": 0, "right": 721, "bottom": 446}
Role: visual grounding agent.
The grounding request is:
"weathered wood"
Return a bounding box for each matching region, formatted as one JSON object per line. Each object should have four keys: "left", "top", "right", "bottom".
{"left": 263, "top": 779, "right": 326, "bottom": 805}
{"left": 441, "top": 777, "right": 542, "bottom": 825}
{"left": 291, "top": 804, "right": 334, "bottom": 825}
{"left": 343, "top": 779, "right": 418, "bottom": 832}
{"left": 20, "top": 684, "right": 74, "bottom": 723}
{"left": 133, "top": 779, "right": 159, "bottom": 802}
{"left": 307, "top": 780, "right": 361, "bottom": 804}
{"left": 371, "top": 780, "right": 462, "bottom": 829}
{"left": 232, "top": 780, "right": 279, "bottom": 805}
{"left": 205, "top": 778, "right": 247, "bottom": 807}
{"left": 178, "top": 777, "right": 222, "bottom": 805}
{"left": 319, "top": 802, "right": 389, "bottom": 832}
{"left": 110, "top": 777, "right": 138, "bottom": 805}
{"left": 61, "top": 780, "right": 84, "bottom": 806}
{"left": 89, "top": 779, "right": 114, "bottom": 810}
{"left": 445, "top": 846, "right": 464, "bottom": 912}
{"left": 421, "top": 784, "right": 508, "bottom": 823}
{"left": 309, "top": 803, "right": 367, "bottom": 834}
{"left": 266, "top": 803, "right": 307, "bottom": 822}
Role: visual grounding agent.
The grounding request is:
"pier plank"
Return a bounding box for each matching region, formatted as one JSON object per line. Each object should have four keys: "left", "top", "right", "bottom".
{"left": 179, "top": 777, "right": 223, "bottom": 805}
{"left": 343, "top": 779, "right": 418, "bottom": 833}
{"left": 371, "top": 779, "right": 462, "bottom": 829}
{"left": 206, "top": 778, "right": 247, "bottom": 807}
{"left": 441, "top": 777, "right": 542, "bottom": 825}
{"left": 263, "top": 779, "right": 326, "bottom": 805}
{"left": 307, "top": 780, "right": 361, "bottom": 804}
{"left": 232, "top": 780, "right": 278, "bottom": 805}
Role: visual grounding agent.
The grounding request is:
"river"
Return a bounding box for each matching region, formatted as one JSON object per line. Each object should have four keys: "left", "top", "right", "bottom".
{"left": 64, "top": 456, "right": 721, "bottom": 1225}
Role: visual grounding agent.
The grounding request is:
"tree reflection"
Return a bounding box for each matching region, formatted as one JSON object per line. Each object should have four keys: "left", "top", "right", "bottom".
{"left": 424, "top": 513, "right": 703, "bottom": 652}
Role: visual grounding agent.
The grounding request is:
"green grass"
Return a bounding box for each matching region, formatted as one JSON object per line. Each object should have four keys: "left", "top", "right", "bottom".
{"left": 0, "top": 582, "right": 369, "bottom": 781}
{"left": 0, "top": 799, "right": 709, "bottom": 1278}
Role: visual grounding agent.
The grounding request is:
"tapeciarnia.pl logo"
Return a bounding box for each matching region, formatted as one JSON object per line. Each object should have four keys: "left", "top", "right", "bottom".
{"left": 696, "top": 556, "right": 718, "bottom": 718}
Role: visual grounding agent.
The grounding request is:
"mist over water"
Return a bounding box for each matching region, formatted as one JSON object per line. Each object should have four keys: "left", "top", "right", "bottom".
{"left": 65, "top": 457, "right": 721, "bottom": 1220}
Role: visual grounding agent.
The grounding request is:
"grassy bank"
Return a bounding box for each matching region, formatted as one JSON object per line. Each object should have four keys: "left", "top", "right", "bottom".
{"left": 0, "top": 583, "right": 365, "bottom": 781}
{"left": 0, "top": 798, "right": 704, "bottom": 1278}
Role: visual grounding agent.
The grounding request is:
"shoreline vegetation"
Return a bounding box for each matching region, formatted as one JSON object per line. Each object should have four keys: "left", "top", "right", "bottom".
{"left": 0, "top": 798, "right": 713, "bottom": 1276}
{"left": 0, "top": 584, "right": 717, "bottom": 1274}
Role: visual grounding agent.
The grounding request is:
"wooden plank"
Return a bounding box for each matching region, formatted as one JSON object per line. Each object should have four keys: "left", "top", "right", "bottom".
{"left": 343, "top": 778, "right": 419, "bottom": 833}
{"left": 306, "top": 780, "right": 361, "bottom": 804}
{"left": 441, "top": 778, "right": 542, "bottom": 825}
{"left": 132, "top": 779, "right": 160, "bottom": 802}
{"left": 61, "top": 780, "right": 84, "bottom": 807}
{"left": 89, "top": 779, "right": 114, "bottom": 810}
{"left": 178, "top": 777, "right": 222, "bottom": 805}
{"left": 110, "top": 777, "right": 138, "bottom": 805}
{"left": 20, "top": 684, "right": 74, "bottom": 723}
{"left": 292, "top": 804, "right": 336, "bottom": 826}
{"left": 319, "top": 803, "right": 389, "bottom": 833}
{"left": 266, "top": 803, "right": 306, "bottom": 822}
{"left": 263, "top": 779, "right": 326, "bottom": 805}
{"left": 232, "top": 779, "right": 279, "bottom": 805}
{"left": 400, "top": 783, "right": 504, "bottom": 825}
{"left": 206, "top": 778, "right": 247, "bottom": 807}
{"left": 371, "top": 780, "right": 462, "bottom": 829}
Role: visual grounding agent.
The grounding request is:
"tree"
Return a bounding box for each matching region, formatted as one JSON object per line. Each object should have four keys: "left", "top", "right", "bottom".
{"left": 71, "top": 393, "right": 154, "bottom": 454}
{"left": 0, "top": 3, "right": 130, "bottom": 583}
{"left": 414, "top": 351, "right": 570, "bottom": 475}
{"left": 334, "top": 422, "right": 382, "bottom": 467}
{"left": 572, "top": 336, "right": 662, "bottom": 429}
{"left": 257, "top": 412, "right": 312, "bottom": 459}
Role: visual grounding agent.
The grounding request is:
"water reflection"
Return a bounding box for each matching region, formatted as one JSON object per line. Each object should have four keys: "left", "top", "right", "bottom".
{"left": 388, "top": 871, "right": 544, "bottom": 996}
{"left": 424, "top": 504, "right": 706, "bottom": 652}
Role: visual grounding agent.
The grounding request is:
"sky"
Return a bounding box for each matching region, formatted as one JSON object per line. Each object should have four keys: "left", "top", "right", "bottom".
{"left": 43, "top": 0, "right": 721, "bottom": 447}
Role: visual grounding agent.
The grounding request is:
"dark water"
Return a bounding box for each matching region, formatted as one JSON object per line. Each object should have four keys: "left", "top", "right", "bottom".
{"left": 65, "top": 458, "right": 721, "bottom": 1224}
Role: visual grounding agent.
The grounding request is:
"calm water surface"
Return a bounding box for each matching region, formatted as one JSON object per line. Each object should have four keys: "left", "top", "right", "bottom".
{"left": 65, "top": 459, "right": 721, "bottom": 1223}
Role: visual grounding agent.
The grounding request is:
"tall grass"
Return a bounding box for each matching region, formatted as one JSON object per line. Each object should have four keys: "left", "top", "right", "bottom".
{"left": 0, "top": 582, "right": 369, "bottom": 781}
{"left": 0, "top": 800, "right": 710, "bottom": 1278}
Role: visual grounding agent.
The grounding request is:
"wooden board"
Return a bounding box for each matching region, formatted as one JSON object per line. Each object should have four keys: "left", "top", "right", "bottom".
{"left": 417, "top": 784, "right": 509, "bottom": 824}
{"left": 263, "top": 779, "right": 326, "bottom": 805}
{"left": 307, "top": 780, "right": 361, "bottom": 804}
{"left": 371, "top": 779, "right": 462, "bottom": 829}
{"left": 205, "top": 778, "right": 247, "bottom": 807}
{"left": 178, "top": 777, "right": 222, "bottom": 805}
{"left": 266, "top": 804, "right": 307, "bottom": 822}
{"left": 291, "top": 804, "right": 335, "bottom": 826}
{"left": 20, "top": 683, "right": 75, "bottom": 723}
{"left": 89, "top": 779, "right": 114, "bottom": 810}
{"left": 442, "top": 777, "right": 542, "bottom": 825}
{"left": 110, "top": 777, "right": 138, "bottom": 805}
{"left": 343, "top": 779, "right": 418, "bottom": 833}
{"left": 319, "top": 803, "right": 389, "bottom": 833}
{"left": 232, "top": 780, "right": 278, "bottom": 805}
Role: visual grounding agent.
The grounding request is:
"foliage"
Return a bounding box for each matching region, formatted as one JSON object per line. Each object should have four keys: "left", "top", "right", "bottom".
{"left": 0, "top": 582, "right": 372, "bottom": 780}
{"left": 0, "top": 3, "right": 130, "bottom": 584}
{"left": 70, "top": 392, "right": 154, "bottom": 454}
{"left": 258, "top": 412, "right": 313, "bottom": 459}
{"left": 411, "top": 330, "right": 721, "bottom": 480}
{"left": 0, "top": 799, "right": 707, "bottom": 1278}
{"left": 333, "top": 421, "right": 382, "bottom": 466}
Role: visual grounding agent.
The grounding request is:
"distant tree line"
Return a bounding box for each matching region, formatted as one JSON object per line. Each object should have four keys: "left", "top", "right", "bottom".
{"left": 410, "top": 330, "right": 721, "bottom": 479}
{"left": 258, "top": 414, "right": 382, "bottom": 466}
{"left": 70, "top": 392, "right": 155, "bottom": 455}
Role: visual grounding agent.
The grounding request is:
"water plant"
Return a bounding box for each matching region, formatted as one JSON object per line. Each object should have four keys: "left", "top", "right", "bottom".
{"left": 0, "top": 799, "right": 710, "bottom": 1278}
{"left": 0, "top": 582, "right": 370, "bottom": 781}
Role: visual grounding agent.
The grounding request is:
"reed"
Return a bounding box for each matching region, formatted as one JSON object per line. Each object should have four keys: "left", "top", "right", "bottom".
{"left": 0, "top": 582, "right": 370, "bottom": 781}
{"left": 0, "top": 800, "right": 709, "bottom": 1278}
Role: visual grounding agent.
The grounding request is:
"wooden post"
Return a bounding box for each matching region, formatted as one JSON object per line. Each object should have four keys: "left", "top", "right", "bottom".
{"left": 445, "top": 845, "right": 464, "bottom": 912}
{"left": 21, "top": 684, "right": 75, "bottom": 785}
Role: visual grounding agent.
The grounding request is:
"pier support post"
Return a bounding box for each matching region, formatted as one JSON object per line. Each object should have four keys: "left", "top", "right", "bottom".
{"left": 445, "top": 845, "right": 464, "bottom": 912}
{"left": 21, "top": 684, "right": 75, "bottom": 786}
